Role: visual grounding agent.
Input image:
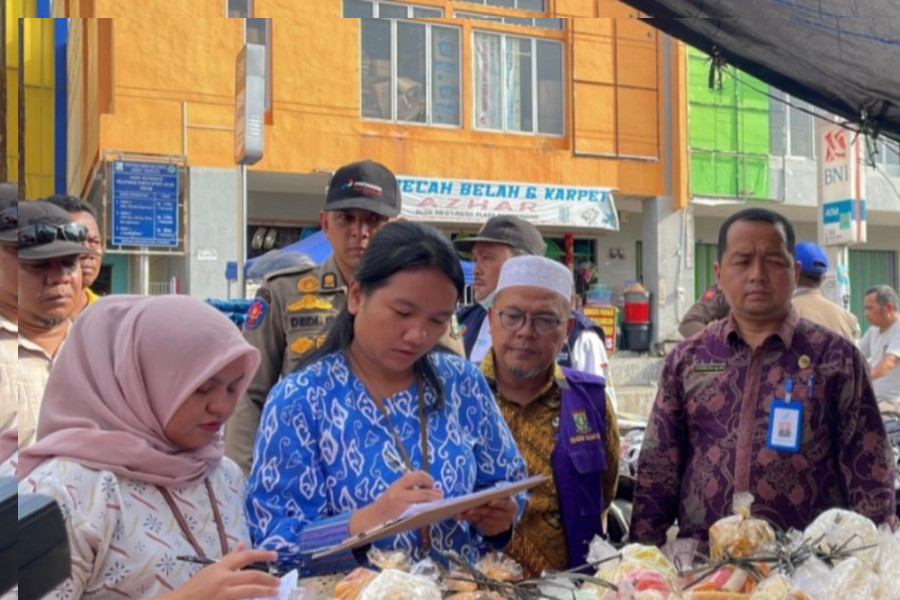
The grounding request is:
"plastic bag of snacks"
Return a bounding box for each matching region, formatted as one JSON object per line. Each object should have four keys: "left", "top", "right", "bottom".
{"left": 746, "top": 574, "right": 809, "bottom": 600}
{"left": 708, "top": 493, "right": 776, "bottom": 561}
{"left": 357, "top": 569, "right": 442, "bottom": 600}
{"left": 874, "top": 526, "right": 900, "bottom": 599}
{"left": 365, "top": 547, "right": 411, "bottom": 572}
{"left": 474, "top": 552, "right": 523, "bottom": 583}
{"left": 330, "top": 567, "right": 379, "bottom": 600}
{"left": 824, "top": 556, "right": 878, "bottom": 600}
{"left": 583, "top": 543, "right": 680, "bottom": 600}
{"left": 801, "top": 509, "right": 880, "bottom": 568}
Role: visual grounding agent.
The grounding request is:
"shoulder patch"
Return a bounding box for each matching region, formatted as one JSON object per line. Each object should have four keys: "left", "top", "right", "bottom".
{"left": 701, "top": 287, "right": 718, "bottom": 304}
{"left": 244, "top": 297, "right": 268, "bottom": 331}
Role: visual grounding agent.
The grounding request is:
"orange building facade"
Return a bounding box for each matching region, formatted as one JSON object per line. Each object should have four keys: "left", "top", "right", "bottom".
{"left": 57, "top": 0, "right": 691, "bottom": 340}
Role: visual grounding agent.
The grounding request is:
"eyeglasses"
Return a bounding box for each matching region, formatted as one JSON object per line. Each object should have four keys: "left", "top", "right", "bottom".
{"left": 0, "top": 208, "right": 16, "bottom": 231}
{"left": 498, "top": 310, "right": 565, "bottom": 335}
{"left": 18, "top": 222, "right": 89, "bottom": 249}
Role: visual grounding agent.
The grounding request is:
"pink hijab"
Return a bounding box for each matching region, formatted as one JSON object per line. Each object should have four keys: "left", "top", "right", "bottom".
{"left": 18, "top": 295, "right": 261, "bottom": 486}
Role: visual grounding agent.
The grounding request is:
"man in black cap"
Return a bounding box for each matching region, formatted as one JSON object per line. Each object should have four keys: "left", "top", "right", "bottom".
{"left": 226, "top": 160, "right": 463, "bottom": 473}
{"left": 14, "top": 200, "right": 99, "bottom": 448}
{"left": 454, "top": 216, "right": 547, "bottom": 363}
{"left": 0, "top": 183, "right": 19, "bottom": 435}
{"left": 47, "top": 195, "right": 105, "bottom": 316}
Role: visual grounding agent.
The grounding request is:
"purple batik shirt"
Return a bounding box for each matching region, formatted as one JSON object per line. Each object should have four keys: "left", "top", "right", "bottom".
{"left": 631, "top": 309, "right": 897, "bottom": 547}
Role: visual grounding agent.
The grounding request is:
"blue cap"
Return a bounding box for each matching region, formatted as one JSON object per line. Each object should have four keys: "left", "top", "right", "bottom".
{"left": 795, "top": 241, "right": 829, "bottom": 275}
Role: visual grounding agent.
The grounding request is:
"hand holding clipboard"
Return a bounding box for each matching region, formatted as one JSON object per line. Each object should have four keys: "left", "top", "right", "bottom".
{"left": 310, "top": 475, "right": 548, "bottom": 559}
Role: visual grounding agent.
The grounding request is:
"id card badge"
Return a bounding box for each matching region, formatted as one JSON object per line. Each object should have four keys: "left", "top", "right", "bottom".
{"left": 767, "top": 399, "right": 803, "bottom": 453}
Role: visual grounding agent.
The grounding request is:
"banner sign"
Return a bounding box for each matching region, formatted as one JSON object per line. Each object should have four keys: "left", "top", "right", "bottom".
{"left": 398, "top": 176, "right": 619, "bottom": 230}
{"left": 816, "top": 121, "right": 866, "bottom": 246}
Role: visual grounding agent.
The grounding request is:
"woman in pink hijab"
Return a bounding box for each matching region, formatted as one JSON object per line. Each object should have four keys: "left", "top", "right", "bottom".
{"left": 18, "top": 295, "right": 280, "bottom": 600}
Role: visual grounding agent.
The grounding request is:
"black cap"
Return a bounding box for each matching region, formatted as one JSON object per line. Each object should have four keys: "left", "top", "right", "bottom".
{"left": 453, "top": 215, "right": 546, "bottom": 256}
{"left": 0, "top": 183, "right": 18, "bottom": 243}
{"left": 324, "top": 160, "right": 400, "bottom": 218}
{"left": 17, "top": 201, "right": 101, "bottom": 260}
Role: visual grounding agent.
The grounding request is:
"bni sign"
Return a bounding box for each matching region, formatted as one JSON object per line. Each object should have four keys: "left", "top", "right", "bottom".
{"left": 816, "top": 121, "right": 866, "bottom": 246}
{"left": 110, "top": 161, "right": 180, "bottom": 247}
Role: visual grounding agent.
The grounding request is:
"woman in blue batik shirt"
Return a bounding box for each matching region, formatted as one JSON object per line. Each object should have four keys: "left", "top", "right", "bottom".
{"left": 246, "top": 221, "right": 529, "bottom": 576}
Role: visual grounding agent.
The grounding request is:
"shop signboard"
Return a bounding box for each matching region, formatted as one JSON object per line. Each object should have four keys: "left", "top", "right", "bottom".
{"left": 816, "top": 121, "right": 866, "bottom": 246}
{"left": 583, "top": 306, "right": 618, "bottom": 354}
{"left": 398, "top": 176, "right": 619, "bottom": 230}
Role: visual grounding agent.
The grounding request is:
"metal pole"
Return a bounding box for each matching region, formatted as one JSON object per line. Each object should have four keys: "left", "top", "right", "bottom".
{"left": 18, "top": 17, "right": 25, "bottom": 199}
{"left": 0, "top": 8, "right": 7, "bottom": 182}
{"left": 237, "top": 164, "right": 247, "bottom": 298}
{"left": 140, "top": 248, "right": 150, "bottom": 295}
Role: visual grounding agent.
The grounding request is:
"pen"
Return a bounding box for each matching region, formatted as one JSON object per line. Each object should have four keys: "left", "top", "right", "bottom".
{"left": 176, "top": 555, "right": 279, "bottom": 574}
{"left": 807, "top": 375, "right": 814, "bottom": 400}
{"left": 784, "top": 377, "right": 794, "bottom": 403}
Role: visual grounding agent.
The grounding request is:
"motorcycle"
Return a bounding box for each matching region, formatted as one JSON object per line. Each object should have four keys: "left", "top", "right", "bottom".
{"left": 607, "top": 412, "right": 647, "bottom": 544}
{"left": 880, "top": 409, "right": 900, "bottom": 516}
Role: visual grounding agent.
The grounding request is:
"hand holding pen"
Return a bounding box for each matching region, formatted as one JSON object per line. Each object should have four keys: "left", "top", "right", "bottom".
{"left": 168, "top": 543, "right": 280, "bottom": 600}
{"left": 349, "top": 470, "right": 443, "bottom": 536}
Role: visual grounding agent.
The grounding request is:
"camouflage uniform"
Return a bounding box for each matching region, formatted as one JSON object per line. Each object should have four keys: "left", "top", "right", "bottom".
{"left": 678, "top": 284, "right": 730, "bottom": 339}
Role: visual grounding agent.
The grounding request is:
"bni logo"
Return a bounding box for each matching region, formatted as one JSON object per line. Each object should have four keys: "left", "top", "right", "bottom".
{"left": 824, "top": 129, "right": 847, "bottom": 163}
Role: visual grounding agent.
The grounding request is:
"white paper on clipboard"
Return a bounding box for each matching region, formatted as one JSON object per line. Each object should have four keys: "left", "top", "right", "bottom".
{"left": 309, "top": 474, "right": 548, "bottom": 559}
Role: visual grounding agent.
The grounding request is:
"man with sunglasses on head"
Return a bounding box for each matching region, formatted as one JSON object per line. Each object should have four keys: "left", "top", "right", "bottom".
{"left": 47, "top": 195, "right": 104, "bottom": 316}
{"left": 15, "top": 200, "right": 99, "bottom": 448}
{"left": 0, "top": 183, "right": 18, "bottom": 438}
{"left": 480, "top": 255, "right": 619, "bottom": 577}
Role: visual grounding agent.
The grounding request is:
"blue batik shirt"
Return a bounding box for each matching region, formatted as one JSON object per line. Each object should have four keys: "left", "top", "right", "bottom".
{"left": 246, "top": 350, "right": 529, "bottom": 575}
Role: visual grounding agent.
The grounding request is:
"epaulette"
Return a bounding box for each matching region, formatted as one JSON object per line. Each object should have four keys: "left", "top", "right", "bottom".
{"left": 262, "top": 263, "right": 317, "bottom": 283}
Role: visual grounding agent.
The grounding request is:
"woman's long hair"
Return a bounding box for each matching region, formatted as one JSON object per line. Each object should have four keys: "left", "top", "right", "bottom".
{"left": 303, "top": 221, "right": 465, "bottom": 408}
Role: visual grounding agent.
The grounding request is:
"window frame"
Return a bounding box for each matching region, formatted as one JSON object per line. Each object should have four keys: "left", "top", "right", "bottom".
{"left": 458, "top": 0, "right": 546, "bottom": 10}
{"left": 769, "top": 89, "right": 817, "bottom": 160}
{"left": 356, "top": 17, "right": 462, "bottom": 128}
{"left": 471, "top": 30, "right": 565, "bottom": 137}
{"left": 225, "top": 0, "right": 253, "bottom": 18}
{"left": 454, "top": 10, "right": 563, "bottom": 29}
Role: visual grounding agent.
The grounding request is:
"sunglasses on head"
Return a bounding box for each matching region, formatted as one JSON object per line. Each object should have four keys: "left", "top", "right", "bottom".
{"left": 19, "top": 222, "right": 89, "bottom": 249}
{"left": 0, "top": 208, "right": 16, "bottom": 231}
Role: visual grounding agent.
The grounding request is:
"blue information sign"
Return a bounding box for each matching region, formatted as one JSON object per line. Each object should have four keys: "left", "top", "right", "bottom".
{"left": 111, "top": 161, "right": 180, "bottom": 247}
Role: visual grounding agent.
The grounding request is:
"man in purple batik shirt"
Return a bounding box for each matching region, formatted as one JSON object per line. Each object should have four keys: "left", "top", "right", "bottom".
{"left": 631, "top": 208, "right": 897, "bottom": 549}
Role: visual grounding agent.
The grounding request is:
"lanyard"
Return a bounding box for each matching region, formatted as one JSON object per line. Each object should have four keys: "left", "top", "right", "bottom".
{"left": 157, "top": 478, "right": 229, "bottom": 559}
{"left": 371, "top": 377, "right": 431, "bottom": 552}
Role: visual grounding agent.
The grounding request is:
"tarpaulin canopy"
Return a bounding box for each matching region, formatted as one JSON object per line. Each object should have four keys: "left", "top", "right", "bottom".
{"left": 618, "top": 0, "right": 900, "bottom": 141}
{"left": 245, "top": 230, "right": 475, "bottom": 284}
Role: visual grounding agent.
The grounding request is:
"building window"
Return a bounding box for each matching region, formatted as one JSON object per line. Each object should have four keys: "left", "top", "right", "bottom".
{"left": 460, "top": 0, "right": 546, "bottom": 10}
{"left": 455, "top": 11, "right": 563, "bottom": 29}
{"left": 769, "top": 89, "right": 816, "bottom": 159}
{"left": 344, "top": 0, "right": 444, "bottom": 18}
{"left": 344, "top": 2, "right": 460, "bottom": 126}
{"left": 473, "top": 32, "right": 563, "bottom": 135}
{"left": 226, "top": 0, "right": 252, "bottom": 17}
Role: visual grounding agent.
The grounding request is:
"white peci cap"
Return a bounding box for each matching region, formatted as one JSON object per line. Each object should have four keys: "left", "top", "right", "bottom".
{"left": 495, "top": 255, "right": 573, "bottom": 304}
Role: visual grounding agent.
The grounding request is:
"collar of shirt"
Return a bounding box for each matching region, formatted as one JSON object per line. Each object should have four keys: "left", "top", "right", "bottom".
{"left": 85, "top": 287, "right": 100, "bottom": 304}
{"left": 720, "top": 306, "right": 801, "bottom": 350}
{"left": 18, "top": 320, "right": 70, "bottom": 360}
{"left": 480, "top": 350, "right": 569, "bottom": 403}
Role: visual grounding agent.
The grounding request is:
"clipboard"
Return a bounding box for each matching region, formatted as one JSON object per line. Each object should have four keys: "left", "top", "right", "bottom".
{"left": 309, "top": 474, "right": 548, "bottom": 559}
